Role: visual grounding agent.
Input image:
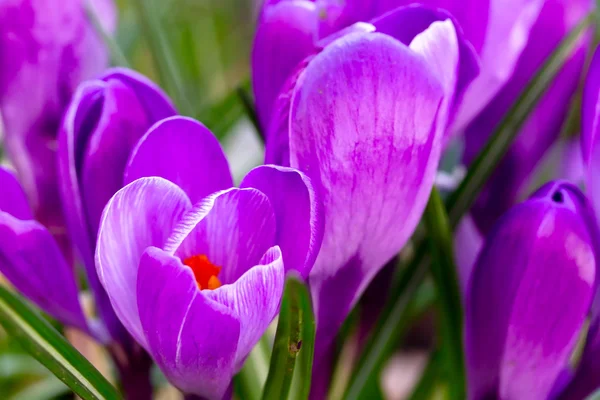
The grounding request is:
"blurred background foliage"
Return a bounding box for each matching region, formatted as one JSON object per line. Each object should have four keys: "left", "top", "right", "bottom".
{"left": 0, "top": 0, "right": 261, "bottom": 397}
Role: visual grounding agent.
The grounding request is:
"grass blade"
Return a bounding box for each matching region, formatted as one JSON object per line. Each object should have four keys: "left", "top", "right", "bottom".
{"left": 132, "top": 0, "right": 194, "bottom": 116}
{"left": 262, "top": 277, "right": 315, "bottom": 400}
{"left": 0, "top": 286, "right": 119, "bottom": 400}
{"left": 423, "top": 189, "right": 465, "bottom": 399}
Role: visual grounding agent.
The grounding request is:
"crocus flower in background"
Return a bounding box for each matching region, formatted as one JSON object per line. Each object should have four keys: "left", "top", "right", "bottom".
{"left": 259, "top": 9, "right": 475, "bottom": 380}
{"left": 463, "top": 0, "right": 593, "bottom": 235}
{"left": 96, "top": 116, "right": 323, "bottom": 399}
{"left": 0, "top": 0, "right": 115, "bottom": 255}
{"left": 0, "top": 167, "right": 96, "bottom": 337}
{"left": 252, "top": 0, "right": 546, "bottom": 140}
{"left": 58, "top": 67, "right": 176, "bottom": 341}
{"left": 466, "top": 181, "right": 595, "bottom": 400}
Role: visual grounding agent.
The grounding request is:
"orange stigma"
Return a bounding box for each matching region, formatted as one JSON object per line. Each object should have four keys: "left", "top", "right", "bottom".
{"left": 182, "top": 255, "right": 222, "bottom": 290}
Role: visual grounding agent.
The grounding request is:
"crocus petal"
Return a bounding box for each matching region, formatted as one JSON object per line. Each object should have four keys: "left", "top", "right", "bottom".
{"left": 125, "top": 116, "right": 233, "bottom": 202}
{"left": 317, "top": 0, "right": 489, "bottom": 53}
{"left": 464, "top": 0, "right": 591, "bottom": 234}
{"left": 453, "top": 0, "right": 545, "bottom": 131}
{"left": 0, "top": 212, "right": 87, "bottom": 332}
{"left": 466, "top": 182, "right": 595, "bottom": 399}
{"left": 582, "top": 47, "right": 600, "bottom": 226}
{"left": 205, "top": 246, "right": 285, "bottom": 367}
{"left": 137, "top": 247, "right": 239, "bottom": 400}
{"left": 252, "top": 0, "right": 317, "bottom": 133}
{"left": 96, "top": 177, "right": 191, "bottom": 348}
{"left": 0, "top": 167, "right": 32, "bottom": 220}
{"left": 372, "top": 5, "right": 479, "bottom": 131}
{"left": 288, "top": 32, "right": 444, "bottom": 352}
{"left": 240, "top": 165, "right": 323, "bottom": 278}
{"left": 100, "top": 68, "right": 177, "bottom": 120}
{"left": 80, "top": 78, "right": 152, "bottom": 237}
{"left": 560, "top": 322, "right": 600, "bottom": 399}
{"left": 453, "top": 215, "right": 483, "bottom": 293}
{"left": 164, "top": 188, "right": 277, "bottom": 285}
{"left": 58, "top": 81, "right": 118, "bottom": 337}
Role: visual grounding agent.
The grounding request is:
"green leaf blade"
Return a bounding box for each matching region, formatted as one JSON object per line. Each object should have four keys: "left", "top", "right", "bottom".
{"left": 424, "top": 188, "right": 465, "bottom": 399}
{"left": 0, "top": 286, "right": 120, "bottom": 400}
{"left": 262, "top": 277, "right": 315, "bottom": 400}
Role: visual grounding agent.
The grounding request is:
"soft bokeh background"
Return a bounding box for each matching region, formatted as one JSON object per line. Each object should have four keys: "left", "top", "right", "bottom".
{"left": 0, "top": 0, "right": 264, "bottom": 398}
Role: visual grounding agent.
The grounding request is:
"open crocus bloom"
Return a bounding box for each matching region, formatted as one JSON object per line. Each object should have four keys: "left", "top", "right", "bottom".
{"left": 0, "top": 167, "right": 91, "bottom": 336}
{"left": 96, "top": 116, "right": 323, "bottom": 398}
{"left": 466, "top": 181, "right": 595, "bottom": 399}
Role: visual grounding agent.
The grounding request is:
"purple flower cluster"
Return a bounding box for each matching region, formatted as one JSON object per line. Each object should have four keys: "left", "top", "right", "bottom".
{"left": 1, "top": 0, "right": 600, "bottom": 399}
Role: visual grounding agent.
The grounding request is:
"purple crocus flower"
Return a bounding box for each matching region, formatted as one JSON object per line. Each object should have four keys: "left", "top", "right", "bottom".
{"left": 466, "top": 181, "right": 595, "bottom": 400}
{"left": 557, "top": 44, "right": 600, "bottom": 399}
{"left": 0, "top": 167, "right": 95, "bottom": 337}
{"left": 0, "top": 0, "right": 115, "bottom": 255}
{"left": 58, "top": 67, "right": 176, "bottom": 340}
{"left": 252, "top": 0, "right": 545, "bottom": 139}
{"left": 463, "top": 0, "right": 592, "bottom": 235}
{"left": 95, "top": 116, "right": 323, "bottom": 399}
{"left": 260, "top": 11, "right": 475, "bottom": 373}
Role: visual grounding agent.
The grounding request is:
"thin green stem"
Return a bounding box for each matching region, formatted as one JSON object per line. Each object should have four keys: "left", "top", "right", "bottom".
{"left": 84, "top": 1, "right": 130, "bottom": 67}
{"left": 423, "top": 189, "right": 465, "bottom": 399}
{"left": 132, "top": 0, "right": 194, "bottom": 116}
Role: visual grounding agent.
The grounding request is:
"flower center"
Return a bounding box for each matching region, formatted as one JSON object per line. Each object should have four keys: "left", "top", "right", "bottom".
{"left": 182, "top": 255, "right": 222, "bottom": 290}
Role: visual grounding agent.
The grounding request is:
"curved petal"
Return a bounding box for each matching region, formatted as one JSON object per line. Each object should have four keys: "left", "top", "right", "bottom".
{"left": 317, "top": 0, "right": 489, "bottom": 53}
{"left": 582, "top": 46, "right": 600, "bottom": 226}
{"left": 58, "top": 80, "right": 118, "bottom": 337}
{"left": 240, "top": 165, "right": 323, "bottom": 278}
{"left": 408, "top": 19, "right": 460, "bottom": 138}
{"left": 100, "top": 68, "right": 177, "bottom": 120}
{"left": 137, "top": 247, "right": 239, "bottom": 399}
{"left": 96, "top": 177, "right": 191, "bottom": 348}
{"left": 453, "top": 0, "right": 545, "bottom": 131}
{"left": 560, "top": 322, "right": 600, "bottom": 399}
{"left": 164, "top": 188, "right": 277, "bottom": 285}
{"left": 372, "top": 5, "right": 479, "bottom": 131}
{"left": 0, "top": 212, "right": 87, "bottom": 332}
{"left": 0, "top": 167, "right": 32, "bottom": 220}
{"left": 453, "top": 215, "right": 483, "bottom": 294}
{"left": 464, "top": 0, "right": 591, "bottom": 234}
{"left": 288, "top": 32, "right": 444, "bottom": 352}
{"left": 466, "top": 183, "right": 595, "bottom": 399}
{"left": 80, "top": 78, "right": 152, "bottom": 237}
{"left": 252, "top": 0, "right": 317, "bottom": 133}
{"left": 125, "top": 116, "right": 233, "bottom": 202}
{"left": 205, "top": 246, "right": 285, "bottom": 367}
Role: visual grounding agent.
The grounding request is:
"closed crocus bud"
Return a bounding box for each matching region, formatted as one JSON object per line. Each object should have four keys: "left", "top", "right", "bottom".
{"left": 252, "top": 0, "right": 547, "bottom": 141}
{"left": 557, "top": 42, "right": 600, "bottom": 400}
{"left": 58, "top": 68, "right": 176, "bottom": 340}
{"left": 466, "top": 181, "right": 596, "bottom": 400}
{"left": 96, "top": 116, "right": 323, "bottom": 399}
{"left": 0, "top": 0, "right": 115, "bottom": 254}
{"left": 463, "top": 0, "right": 593, "bottom": 235}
